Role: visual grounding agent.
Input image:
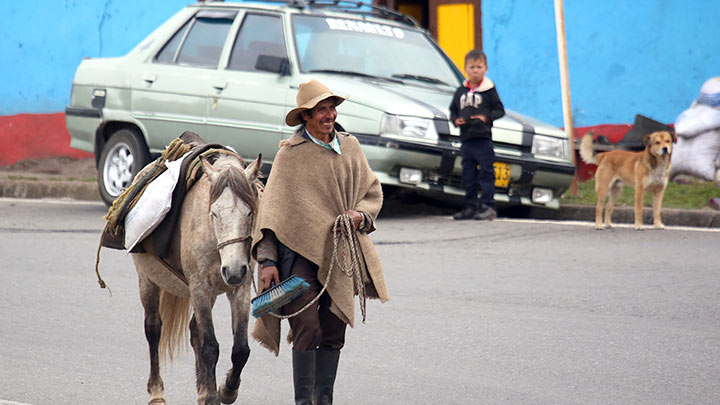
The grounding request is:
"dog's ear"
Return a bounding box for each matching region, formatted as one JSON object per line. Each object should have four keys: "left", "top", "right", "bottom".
{"left": 643, "top": 134, "right": 651, "bottom": 146}
{"left": 670, "top": 129, "right": 677, "bottom": 143}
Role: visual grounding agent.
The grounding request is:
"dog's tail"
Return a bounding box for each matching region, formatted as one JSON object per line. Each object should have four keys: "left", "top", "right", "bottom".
{"left": 579, "top": 134, "right": 598, "bottom": 164}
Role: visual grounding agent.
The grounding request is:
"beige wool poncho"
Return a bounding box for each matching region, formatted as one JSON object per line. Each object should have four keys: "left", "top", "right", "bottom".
{"left": 250, "top": 131, "right": 389, "bottom": 355}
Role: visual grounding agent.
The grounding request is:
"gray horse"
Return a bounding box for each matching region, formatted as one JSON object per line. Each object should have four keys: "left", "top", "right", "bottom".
{"left": 131, "top": 152, "right": 261, "bottom": 404}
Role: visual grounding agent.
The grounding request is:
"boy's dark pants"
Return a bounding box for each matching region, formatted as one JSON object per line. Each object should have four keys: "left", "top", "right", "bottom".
{"left": 460, "top": 137, "right": 496, "bottom": 210}
{"left": 284, "top": 255, "right": 347, "bottom": 351}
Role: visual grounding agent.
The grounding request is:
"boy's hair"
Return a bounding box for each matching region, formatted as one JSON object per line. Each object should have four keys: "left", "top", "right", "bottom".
{"left": 465, "top": 49, "right": 487, "bottom": 65}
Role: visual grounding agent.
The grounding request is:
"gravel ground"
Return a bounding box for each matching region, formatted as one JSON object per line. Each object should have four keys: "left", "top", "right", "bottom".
{"left": 0, "top": 156, "right": 97, "bottom": 180}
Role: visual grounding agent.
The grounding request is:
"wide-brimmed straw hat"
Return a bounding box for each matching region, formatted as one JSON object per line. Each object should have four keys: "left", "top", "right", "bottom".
{"left": 285, "top": 80, "right": 346, "bottom": 126}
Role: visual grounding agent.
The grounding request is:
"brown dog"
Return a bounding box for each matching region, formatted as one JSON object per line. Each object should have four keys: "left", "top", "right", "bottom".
{"left": 579, "top": 130, "right": 676, "bottom": 230}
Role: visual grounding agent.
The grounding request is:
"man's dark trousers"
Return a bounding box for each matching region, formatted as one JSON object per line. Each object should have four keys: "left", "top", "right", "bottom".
{"left": 460, "top": 137, "right": 496, "bottom": 210}
{"left": 284, "top": 255, "right": 346, "bottom": 351}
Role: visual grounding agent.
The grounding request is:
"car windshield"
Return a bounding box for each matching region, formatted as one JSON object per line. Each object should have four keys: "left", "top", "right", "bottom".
{"left": 292, "top": 15, "right": 461, "bottom": 87}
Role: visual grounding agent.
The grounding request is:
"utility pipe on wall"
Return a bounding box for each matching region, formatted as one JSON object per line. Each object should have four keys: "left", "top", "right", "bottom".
{"left": 554, "top": 0, "right": 578, "bottom": 194}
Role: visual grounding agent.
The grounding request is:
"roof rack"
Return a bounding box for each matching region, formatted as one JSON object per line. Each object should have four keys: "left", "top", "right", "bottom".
{"left": 285, "top": 0, "right": 420, "bottom": 27}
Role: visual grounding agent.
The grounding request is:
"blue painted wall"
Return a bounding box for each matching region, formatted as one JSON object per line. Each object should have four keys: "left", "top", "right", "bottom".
{"left": 0, "top": 0, "right": 188, "bottom": 115}
{"left": 1, "top": 0, "right": 718, "bottom": 128}
{"left": 483, "top": 0, "right": 720, "bottom": 127}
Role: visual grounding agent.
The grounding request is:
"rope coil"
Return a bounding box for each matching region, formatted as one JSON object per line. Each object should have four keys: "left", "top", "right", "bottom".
{"left": 259, "top": 213, "right": 368, "bottom": 322}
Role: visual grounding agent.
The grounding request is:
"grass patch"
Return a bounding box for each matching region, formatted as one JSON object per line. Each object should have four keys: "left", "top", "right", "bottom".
{"left": 3, "top": 175, "right": 97, "bottom": 182}
{"left": 561, "top": 179, "right": 720, "bottom": 210}
{"left": 6, "top": 175, "right": 38, "bottom": 181}
{"left": 66, "top": 177, "right": 97, "bottom": 182}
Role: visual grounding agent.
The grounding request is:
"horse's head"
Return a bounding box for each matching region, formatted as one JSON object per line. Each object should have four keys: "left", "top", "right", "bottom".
{"left": 201, "top": 153, "right": 262, "bottom": 287}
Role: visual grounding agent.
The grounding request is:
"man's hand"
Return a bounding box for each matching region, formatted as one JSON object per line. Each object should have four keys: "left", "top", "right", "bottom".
{"left": 346, "top": 209, "right": 363, "bottom": 229}
{"left": 260, "top": 265, "right": 280, "bottom": 290}
{"left": 454, "top": 117, "right": 466, "bottom": 126}
{"left": 335, "top": 209, "right": 363, "bottom": 232}
{"left": 470, "top": 114, "right": 487, "bottom": 122}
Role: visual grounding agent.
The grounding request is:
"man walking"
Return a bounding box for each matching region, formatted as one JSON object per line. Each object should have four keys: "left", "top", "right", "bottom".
{"left": 251, "top": 79, "right": 389, "bottom": 404}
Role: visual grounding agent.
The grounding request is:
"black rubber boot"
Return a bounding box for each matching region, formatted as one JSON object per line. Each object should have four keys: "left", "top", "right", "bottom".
{"left": 313, "top": 349, "right": 340, "bottom": 405}
{"left": 474, "top": 205, "right": 497, "bottom": 220}
{"left": 292, "top": 350, "right": 316, "bottom": 405}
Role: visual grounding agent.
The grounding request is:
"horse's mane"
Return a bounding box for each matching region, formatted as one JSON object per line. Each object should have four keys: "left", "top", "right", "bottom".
{"left": 208, "top": 157, "right": 258, "bottom": 212}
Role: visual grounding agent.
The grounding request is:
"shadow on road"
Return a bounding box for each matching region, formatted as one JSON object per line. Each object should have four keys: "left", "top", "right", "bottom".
{"left": 379, "top": 186, "right": 561, "bottom": 220}
{"left": 379, "top": 187, "right": 456, "bottom": 218}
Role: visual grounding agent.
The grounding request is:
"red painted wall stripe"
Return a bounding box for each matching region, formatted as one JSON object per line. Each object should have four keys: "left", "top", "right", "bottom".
{"left": 0, "top": 113, "right": 646, "bottom": 182}
{"left": 0, "top": 113, "right": 93, "bottom": 166}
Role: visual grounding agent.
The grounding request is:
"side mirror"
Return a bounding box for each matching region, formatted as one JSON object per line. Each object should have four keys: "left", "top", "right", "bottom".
{"left": 255, "top": 55, "right": 290, "bottom": 76}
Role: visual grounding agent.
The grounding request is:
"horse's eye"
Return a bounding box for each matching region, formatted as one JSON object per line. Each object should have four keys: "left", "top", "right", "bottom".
{"left": 210, "top": 211, "right": 218, "bottom": 219}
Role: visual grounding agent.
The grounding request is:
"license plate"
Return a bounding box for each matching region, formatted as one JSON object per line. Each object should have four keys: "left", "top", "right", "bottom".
{"left": 478, "top": 162, "right": 511, "bottom": 188}
{"left": 494, "top": 162, "right": 510, "bottom": 188}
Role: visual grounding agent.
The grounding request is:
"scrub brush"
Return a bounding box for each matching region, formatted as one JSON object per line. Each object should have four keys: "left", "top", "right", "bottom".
{"left": 251, "top": 275, "right": 310, "bottom": 318}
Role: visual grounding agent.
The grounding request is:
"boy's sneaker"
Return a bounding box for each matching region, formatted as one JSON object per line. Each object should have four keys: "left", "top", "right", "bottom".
{"left": 474, "top": 206, "right": 497, "bottom": 220}
{"left": 453, "top": 206, "right": 476, "bottom": 220}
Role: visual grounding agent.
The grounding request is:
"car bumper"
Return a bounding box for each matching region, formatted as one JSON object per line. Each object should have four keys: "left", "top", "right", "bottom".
{"left": 65, "top": 106, "right": 102, "bottom": 153}
{"left": 355, "top": 133, "right": 576, "bottom": 209}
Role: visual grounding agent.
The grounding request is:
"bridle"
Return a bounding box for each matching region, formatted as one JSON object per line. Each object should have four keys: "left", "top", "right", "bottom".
{"left": 216, "top": 235, "right": 251, "bottom": 250}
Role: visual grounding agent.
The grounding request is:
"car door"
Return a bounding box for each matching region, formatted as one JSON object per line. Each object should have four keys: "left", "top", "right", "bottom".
{"left": 131, "top": 10, "right": 237, "bottom": 152}
{"left": 205, "top": 12, "right": 290, "bottom": 164}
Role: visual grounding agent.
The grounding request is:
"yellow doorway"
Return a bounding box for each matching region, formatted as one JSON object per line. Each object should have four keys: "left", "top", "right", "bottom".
{"left": 437, "top": 3, "right": 475, "bottom": 70}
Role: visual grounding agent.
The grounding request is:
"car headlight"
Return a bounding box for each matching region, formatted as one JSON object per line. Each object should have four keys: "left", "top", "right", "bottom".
{"left": 531, "top": 135, "right": 569, "bottom": 159}
{"left": 380, "top": 113, "right": 438, "bottom": 143}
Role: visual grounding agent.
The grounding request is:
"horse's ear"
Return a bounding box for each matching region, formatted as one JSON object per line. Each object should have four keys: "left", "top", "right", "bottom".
{"left": 200, "top": 156, "right": 218, "bottom": 181}
{"left": 245, "top": 153, "right": 262, "bottom": 183}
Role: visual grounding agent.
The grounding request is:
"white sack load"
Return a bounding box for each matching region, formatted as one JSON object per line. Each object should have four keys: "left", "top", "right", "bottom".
{"left": 670, "top": 77, "right": 720, "bottom": 182}
{"left": 670, "top": 129, "right": 720, "bottom": 181}
{"left": 674, "top": 104, "right": 720, "bottom": 137}
{"left": 125, "top": 153, "right": 190, "bottom": 252}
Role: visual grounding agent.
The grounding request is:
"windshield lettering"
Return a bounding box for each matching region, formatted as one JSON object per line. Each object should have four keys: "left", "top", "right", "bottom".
{"left": 325, "top": 18, "right": 405, "bottom": 39}
{"left": 294, "top": 15, "right": 460, "bottom": 85}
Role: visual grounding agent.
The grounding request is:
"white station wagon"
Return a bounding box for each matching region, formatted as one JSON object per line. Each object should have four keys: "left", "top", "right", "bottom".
{"left": 65, "top": 0, "right": 575, "bottom": 206}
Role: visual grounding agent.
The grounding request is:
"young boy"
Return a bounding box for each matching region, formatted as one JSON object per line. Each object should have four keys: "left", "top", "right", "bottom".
{"left": 449, "top": 49, "right": 505, "bottom": 220}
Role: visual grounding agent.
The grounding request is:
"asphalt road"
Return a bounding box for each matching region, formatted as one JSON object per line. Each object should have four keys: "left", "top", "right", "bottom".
{"left": 1, "top": 198, "right": 719, "bottom": 404}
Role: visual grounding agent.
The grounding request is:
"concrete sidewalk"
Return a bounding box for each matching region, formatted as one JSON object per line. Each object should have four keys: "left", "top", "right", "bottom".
{"left": 1, "top": 174, "right": 719, "bottom": 228}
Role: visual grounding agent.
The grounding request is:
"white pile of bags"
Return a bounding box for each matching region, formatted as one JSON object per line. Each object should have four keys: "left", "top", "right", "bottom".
{"left": 124, "top": 152, "right": 190, "bottom": 252}
{"left": 671, "top": 77, "right": 720, "bottom": 182}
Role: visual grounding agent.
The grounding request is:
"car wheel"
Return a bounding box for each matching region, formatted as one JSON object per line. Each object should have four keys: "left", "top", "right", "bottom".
{"left": 97, "top": 128, "right": 151, "bottom": 206}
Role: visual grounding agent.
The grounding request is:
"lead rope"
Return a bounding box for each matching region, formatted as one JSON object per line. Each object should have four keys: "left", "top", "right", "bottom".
{"left": 255, "top": 213, "right": 368, "bottom": 322}
{"left": 94, "top": 224, "right": 112, "bottom": 295}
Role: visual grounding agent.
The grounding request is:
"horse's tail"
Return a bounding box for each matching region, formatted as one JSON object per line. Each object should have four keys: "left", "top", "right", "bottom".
{"left": 158, "top": 290, "right": 191, "bottom": 364}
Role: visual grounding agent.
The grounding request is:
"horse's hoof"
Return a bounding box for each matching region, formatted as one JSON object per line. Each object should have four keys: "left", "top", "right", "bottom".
{"left": 219, "top": 381, "right": 239, "bottom": 404}
{"left": 149, "top": 398, "right": 166, "bottom": 405}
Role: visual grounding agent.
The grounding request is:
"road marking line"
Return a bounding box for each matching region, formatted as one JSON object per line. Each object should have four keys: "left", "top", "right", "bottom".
{"left": 0, "top": 400, "right": 35, "bottom": 405}
{"left": 500, "top": 218, "right": 720, "bottom": 232}
{"left": 0, "top": 197, "right": 104, "bottom": 206}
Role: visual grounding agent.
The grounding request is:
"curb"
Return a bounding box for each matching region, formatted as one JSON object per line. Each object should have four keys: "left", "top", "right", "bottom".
{"left": 0, "top": 179, "right": 100, "bottom": 201}
{"left": 1, "top": 177, "right": 719, "bottom": 228}
{"left": 535, "top": 204, "right": 720, "bottom": 228}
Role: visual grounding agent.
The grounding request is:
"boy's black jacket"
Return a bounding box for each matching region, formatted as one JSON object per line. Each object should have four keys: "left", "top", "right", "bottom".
{"left": 449, "top": 78, "right": 505, "bottom": 141}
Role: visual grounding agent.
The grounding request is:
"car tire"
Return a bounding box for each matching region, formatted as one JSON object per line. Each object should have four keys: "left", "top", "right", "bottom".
{"left": 97, "top": 128, "right": 151, "bottom": 206}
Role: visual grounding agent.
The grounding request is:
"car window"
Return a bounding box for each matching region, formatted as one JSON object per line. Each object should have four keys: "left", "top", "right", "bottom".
{"left": 292, "top": 15, "right": 461, "bottom": 86}
{"left": 228, "top": 14, "right": 287, "bottom": 72}
{"left": 155, "top": 19, "right": 191, "bottom": 64}
{"left": 176, "top": 17, "right": 233, "bottom": 68}
{"left": 155, "top": 13, "right": 234, "bottom": 68}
